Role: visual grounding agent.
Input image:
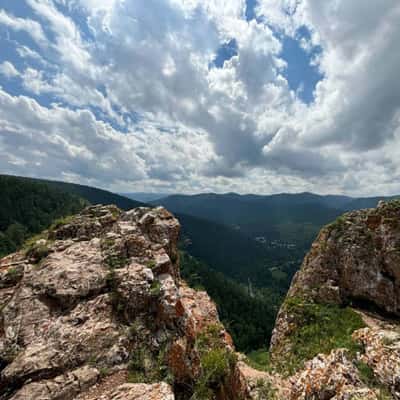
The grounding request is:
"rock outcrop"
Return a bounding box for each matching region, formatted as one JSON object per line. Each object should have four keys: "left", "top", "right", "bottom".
{"left": 0, "top": 205, "right": 249, "bottom": 400}
{"left": 270, "top": 200, "right": 400, "bottom": 399}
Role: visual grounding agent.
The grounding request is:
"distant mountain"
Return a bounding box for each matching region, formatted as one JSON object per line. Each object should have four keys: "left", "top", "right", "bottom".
{"left": 151, "top": 193, "right": 340, "bottom": 247}
{"left": 152, "top": 192, "right": 400, "bottom": 248}
{"left": 341, "top": 195, "right": 400, "bottom": 212}
{"left": 121, "top": 192, "right": 170, "bottom": 203}
{"left": 177, "top": 212, "right": 293, "bottom": 287}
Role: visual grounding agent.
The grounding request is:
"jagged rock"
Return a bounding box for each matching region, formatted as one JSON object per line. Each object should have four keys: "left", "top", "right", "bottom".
{"left": 232, "top": 359, "right": 287, "bottom": 400}
{"left": 28, "top": 238, "right": 107, "bottom": 308}
{"left": 353, "top": 324, "right": 400, "bottom": 399}
{"left": 10, "top": 366, "right": 99, "bottom": 400}
{"left": 291, "top": 201, "right": 400, "bottom": 314}
{"left": 289, "top": 349, "right": 378, "bottom": 400}
{"left": 107, "top": 382, "right": 174, "bottom": 400}
{"left": 0, "top": 205, "right": 242, "bottom": 400}
{"left": 5, "top": 200, "right": 399, "bottom": 400}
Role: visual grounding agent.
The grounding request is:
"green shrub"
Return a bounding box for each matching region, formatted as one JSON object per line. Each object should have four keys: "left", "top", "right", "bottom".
{"left": 49, "top": 215, "right": 75, "bottom": 230}
{"left": 355, "top": 361, "right": 392, "bottom": 399}
{"left": 355, "top": 360, "right": 376, "bottom": 386}
{"left": 328, "top": 215, "right": 346, "bottom": 231}
{"left": 99, "top": 367, "right": 110, "bottom": 378}
{"left": 24, "top": 241, "right": 51, "bottom": 264}
{"left": 105, "top": 254, "right": 127, "bottom": 269}
{"left": 146, "top": 259, "right": 156, "bottom": 269}
{"left": 255, "top": 379, "right": 277, "bottom": 400}
{"left": 276, "top": 297, "right": 365, "bottom": 375}
{"left": 246, "top": 349, "right": 272, "bottom": 372}
{"left": 127, "top": 344, "right": 169, "bottom": 384}
{"left": 6, "top": 267, "right": 20, "bottom": 280}
{"left": 105, "top": 268, "right": 127, "bottom": 317}
{"left": 192, "top": 324, "right": 237, "bottom": 399}
{"left": 150, "top": 280, "right": 161, "bottom": 296}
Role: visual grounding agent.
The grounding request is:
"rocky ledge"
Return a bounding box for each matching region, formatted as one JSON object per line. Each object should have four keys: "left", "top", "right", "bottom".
{"left": 0, "top": 205, "right": 268, "bottom": 400}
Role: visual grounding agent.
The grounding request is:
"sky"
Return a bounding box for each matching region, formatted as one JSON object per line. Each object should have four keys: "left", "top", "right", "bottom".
{"left": 0, "top": 0, "right": 400, "bottom": 196}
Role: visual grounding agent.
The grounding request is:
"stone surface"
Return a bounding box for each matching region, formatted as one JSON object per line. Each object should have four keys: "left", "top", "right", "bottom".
{"left": 10, "top": 366, "right": 99, "bottom": 400}
{"left": 0, "top": 205, "right": 241, "bottom": 400}
{"left": 353, "top": 321, "right": 400, "bottom": 399}
{"left": 289, "top": 349, "right": 378, "bottom": 400}
{"left": 107, "top": 383, "right": 174, "bottom": 400}
{"left": 3, "top": 200, "right": 400, "bottom": 399}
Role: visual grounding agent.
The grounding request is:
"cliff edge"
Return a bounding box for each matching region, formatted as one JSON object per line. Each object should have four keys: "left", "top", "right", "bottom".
{"left": 270, "top": 200, "right": 400, "bottom": 399}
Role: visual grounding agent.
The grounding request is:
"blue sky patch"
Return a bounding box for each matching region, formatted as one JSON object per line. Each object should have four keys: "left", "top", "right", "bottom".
{"left": 246, "top": 0, "right": 258, "bottom": 21}
{"left": 279, "top": 26, "right": 323, "bottom": 104}
{"left": 212, "top": 39, "right": 238, "bottom": 68}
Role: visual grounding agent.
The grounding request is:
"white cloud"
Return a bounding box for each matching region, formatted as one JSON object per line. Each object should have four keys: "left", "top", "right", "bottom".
{"left": 0, "top": 9, "right": 47, "bottom": 44}
{"left": 0, "top": 88, "right": 213, "bottom": 189}
{"left": 1, "top": 0, "right": 400, "bottom": 196}
{"left": 0, "top": 61, "right": 19, "bottom": 78}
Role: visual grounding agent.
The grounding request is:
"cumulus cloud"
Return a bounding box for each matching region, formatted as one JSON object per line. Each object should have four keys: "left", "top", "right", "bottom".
{"left": 0, "top": 0, "right": 400, "bottom": 195}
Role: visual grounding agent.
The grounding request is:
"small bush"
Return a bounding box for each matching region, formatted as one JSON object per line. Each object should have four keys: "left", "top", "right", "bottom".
{"left": 146, "top": 260, "right": 156, "bottom": 269}
{"left": 99, "top": 367, "right": 110, "bottom": 378}
{"left": 49, "top": 215, "right": 74, "bottom": 230}
{"left": 6, "top": 267, "right": 20, "bottom": 280}
{"left": 150, "top": 280, "right": 161, "bottom": 297}
{"left": 355, "top": 361, "right": 376, "bottom": 385}
{"left": 328, "top": 215, "right": 346, "bottom": 231}
{"left": 255, "top": 379, "right": 277, "bottom": 400}
{"left": 105, "top": 254, "right": 127, "bottom": 269}
{"left": 355, "top": 361, "right": 392, "bottom": 399}
{"left": 192, "top": 324, "right": 237, "bottom": 399}
{"left": 106, "top": 269, "right": 127, "bottom": 317}
{"left": 127, "top": 344, "right": 169, "bottom": 384}
{"left": 25, "top": 242, "right": 50, "bottom": 264}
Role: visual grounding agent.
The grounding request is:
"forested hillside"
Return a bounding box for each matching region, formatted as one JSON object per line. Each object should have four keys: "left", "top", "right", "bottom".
{"left": 178, "top": 213, "right": 296, "bottom": 288}
{"left": 180, "top": 252, "right": 282, "bottom": 351}
{"left": 33, "top": 177, "right": 145, "bottom": 210}
{"left": 0, "top": 175, "right": 87, "bottom": 257}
